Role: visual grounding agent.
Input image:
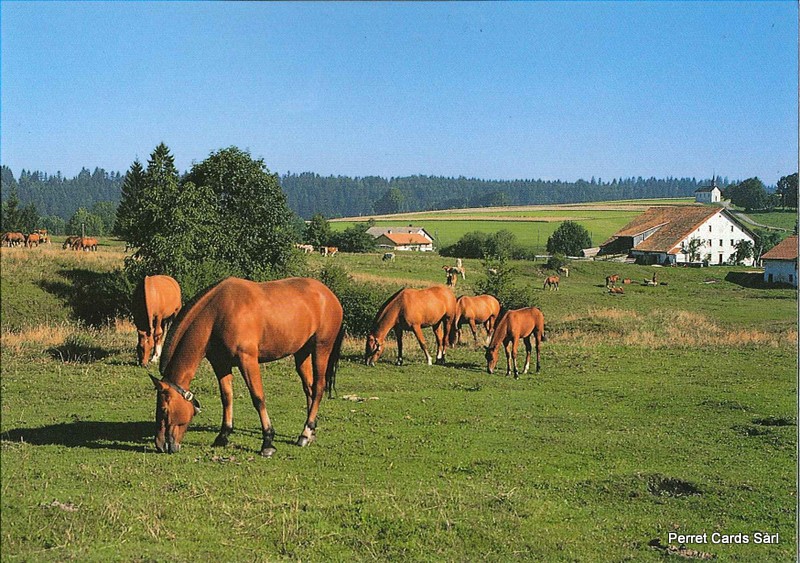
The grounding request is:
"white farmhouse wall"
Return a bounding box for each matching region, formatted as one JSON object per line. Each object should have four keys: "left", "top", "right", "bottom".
{"left": 676, "top": 212, "right": 755, "bottom": 265}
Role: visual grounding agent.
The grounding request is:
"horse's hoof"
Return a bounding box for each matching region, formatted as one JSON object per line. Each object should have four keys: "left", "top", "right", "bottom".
{"left": 211, "top": 435, "right": 229, "bottom": 447}
{"left": 260, "top": 446, "right": 277, "bottom": 458}
{"left": 395, "top": 359, "right": 404, "bottom": 366}
{"left": 296, "top": 434, "right": 316, "bottom": 447}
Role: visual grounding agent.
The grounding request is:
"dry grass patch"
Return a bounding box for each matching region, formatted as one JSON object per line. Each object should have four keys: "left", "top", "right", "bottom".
{"left": 553, "top": 308, "right": 795, "bottom": 349}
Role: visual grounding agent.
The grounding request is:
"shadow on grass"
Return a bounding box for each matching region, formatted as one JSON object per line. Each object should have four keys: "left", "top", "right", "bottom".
{"left": 1, "top": 422, "right": 300, "bottom": 452}
{"left": 38, "top": 268, "right": 132, "bottom": 327}
{"left": 725, "top": 271, "right": 795, "bottom": 290}
{"left": 1, "top": 421, "right": 153, "bottom": 452}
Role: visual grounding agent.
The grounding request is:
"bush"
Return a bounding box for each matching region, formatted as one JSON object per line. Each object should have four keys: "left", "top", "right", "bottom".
{"left": 316, "top": 263, "right": 388, "bottom": 337}
{"left": 546, "top": 253, "right": 569, "bottom": 271}
{"left": 474, "top": 259, "right": 539, "bottom": 312}
{"left": 440, "top": 230, "right": 533, "bottom": 260}
{"left": 73, "top": 269, "right": 134, "bottom": 327}
{"left": 546, "top": 221, "right": 592, "bottom": 256}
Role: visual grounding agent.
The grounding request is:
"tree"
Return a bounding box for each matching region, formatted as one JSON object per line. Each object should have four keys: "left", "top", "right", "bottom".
{"left": 91, "top": 201, "right": 117, "bottom": 235}
{"left": 681, "top": 238, "right": 706, "bottom": 262}
{"left": 114, "top": 160, "right": 145, "bottom": 238}
{"left": 67, "top": 207, "right": 105, "bottom": 236}
{"left": 305, "top": 213, "right": 331, "bottom": 247}
{"left": 725, "top": 177, "right": 770, "bottom": 211}
{"left": 731, "top": 240, "right": 754, "bottom": 265}
{"left": 329, "top": 223, "right": 377, "bottom": 253}
{"left": 182, "top": 146, "right": 299, "bottom": 279}
{"left": 1, "top": 184, "right": 22, "bottom": 231}
{"left": 776, "top": 173, "right": 798, "bottom": 209}
{"left": 546, "top": 221, "right": 592, "bottom": 256}
{"left": 373, "top": 188, "right": 406, "bottom": 215}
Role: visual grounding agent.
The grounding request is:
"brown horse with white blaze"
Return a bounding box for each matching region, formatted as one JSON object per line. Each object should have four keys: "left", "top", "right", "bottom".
{"left": 151, "top": 277, "right": 344, "bottom": 457}
{"left": 485, "top": 306, "right": 546, "bottom": 378}
{"left": 132, "top": 275, "right": 182, "bottom": 367}
{"left": 454, "top": 294, "right": 501, "bottom": 345}
{"left": 365, "top": 285, "right": 457, "bottom": 366}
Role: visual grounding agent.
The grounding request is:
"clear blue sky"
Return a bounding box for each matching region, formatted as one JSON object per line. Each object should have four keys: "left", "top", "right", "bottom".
{"left": 2, "top": 1, "right": 797, "bottom": 185}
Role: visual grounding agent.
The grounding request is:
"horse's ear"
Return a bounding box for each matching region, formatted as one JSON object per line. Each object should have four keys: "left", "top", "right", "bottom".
{"left": 149, "top": 373, "right": 166, "bottom": 390}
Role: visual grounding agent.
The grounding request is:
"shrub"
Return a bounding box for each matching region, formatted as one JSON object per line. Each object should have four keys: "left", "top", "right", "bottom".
{"left": 546, "top": 221, "right": 592, "bottom": 256}
{"left": 316, "top": 263, "right": 388, "bottom": 337}
{"left": 475, "top": 259, "right": 539, "bottom": 312}
{"left": 546, "top": 253, "right": 569, "bottom": 271}
{"left": 73, "top": 269, "right": 134, "bottom": 327}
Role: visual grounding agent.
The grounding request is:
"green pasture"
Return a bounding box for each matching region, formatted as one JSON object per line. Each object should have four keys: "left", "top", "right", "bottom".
{"left": 1, "top": 240, "right": 797, "bottom": 561}
{"left": 744, "top": 210, "right": 798, "bottom": 232}
{"left": 332, "top": 217, "right": 633, "bottom": 253}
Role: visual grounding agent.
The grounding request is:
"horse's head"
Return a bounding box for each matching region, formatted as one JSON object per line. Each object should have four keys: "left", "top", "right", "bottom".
{"left": 364, "top": 334, "right": 384, "bottom": 366}
{"left": 484, "top": 345, "right": 500, "bottom": 374}
{"left": 137, "top": 330, "right": 153, "bottom": 367}
{"left": 150, "top": 374, "right": 201, "bottom": 454}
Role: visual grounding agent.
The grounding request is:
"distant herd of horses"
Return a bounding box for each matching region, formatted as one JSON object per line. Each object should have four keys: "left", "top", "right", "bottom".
{"left": 0, "top": 230, "right": 101, "bottom": 251}
{"left": 1, "top": 229, "right": 50, "bottom": 248}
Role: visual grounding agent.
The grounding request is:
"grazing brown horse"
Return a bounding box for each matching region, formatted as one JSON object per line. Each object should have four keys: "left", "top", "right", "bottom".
{"left": 609, "top": 286, "right": 625, "bottom": 294}
{"left": 543, "top": 275, "right": 560, "bottom": 291}
{"left": 605, "top": 274, "right": 620, "bottom": 287}
{"left": 454, "top": 294, "right": 501, "bottom": 345}
{"left": 132, "top": 275, "right": 182, "bottom": 367}
{"left": 151, "top": 277, "right": 344, "bottom": 457}
{"left": 25, "top": 232, "right": 41, "bottom": 247}
{"left": 2, "top": 232, "right": 25, "bottom": 247}
{"left": 485, "top": 306, "right": 546, "bottom": 378}
{"left": 63, "top": 236, "right": 80, "bottom": 250}
{"left": 365, "top": 285, "right": 457, "bottom": 366}
{"left": 79, "top": 237, "right": 98, "bottom": 251}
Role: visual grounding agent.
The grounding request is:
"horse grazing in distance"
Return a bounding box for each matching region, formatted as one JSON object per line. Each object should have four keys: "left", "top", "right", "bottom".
{"left": 382, "top": 252, "right": 396, "bottom": 262}
{"left": 295, "top": 243, "right": 315, "bottom": 254}
{"left": 558, "top": 266, "right": 569, "bottom": 277}
{"left": 365, "top": 285, "right": 457, "bottom": 366}
{"left": 25, "top": 232, "right": 41, "bottom": 247}
{"left": 151, "top": 277, "right": 344, "bottom": 457}
{"left": 605, "top": 274, "right": 620, "bottom": 288}
{"left": 80, "top": 237, "right": 98, "bottom": 251}
{"left": 2, "top": 232, "right": 25, "bottom": 247}
{"left": 63, "top": 236, "right": 80, "bottom": 250}
{"left": 609, "top": 286, "right": 625, "bottom": 295}
{"left": 320, "top": 246, "right": 338, "bottom": 257}
{"left": 132, "top": 275, "right": 182, "bottom": 367}
{"left": 485, "top": 306, "right": 546, "bottom": 378}
{"left": 454, "top": 294, "right": 501, "bottom": 345}
{"left": 543, "top": 275, "right": 560, "bottom": 291}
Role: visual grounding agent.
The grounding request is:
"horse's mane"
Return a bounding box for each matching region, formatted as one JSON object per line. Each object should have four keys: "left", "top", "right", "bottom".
{"left": 371, "top": 287, "right": 406, "bottom": 332}
{"left": 159, "top": 277, "right": 228, "bottom": 374}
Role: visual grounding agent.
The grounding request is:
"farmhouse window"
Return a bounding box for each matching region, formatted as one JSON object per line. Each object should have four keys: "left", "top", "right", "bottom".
{"left": 731, "top": 240, "right": 734, "bottom": 246}
{"left": 708, "top": 225, "right": 712, "bottom": 232}
{"left": 731, "top": 226, "right": 734, "bottom": 232}
{"left": 720, "top": 239, "right": 723, "bottom": 246}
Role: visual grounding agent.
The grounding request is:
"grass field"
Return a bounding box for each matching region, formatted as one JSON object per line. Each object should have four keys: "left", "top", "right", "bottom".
{"left": 1, "top": 234, "right": 797, "bottom": 561}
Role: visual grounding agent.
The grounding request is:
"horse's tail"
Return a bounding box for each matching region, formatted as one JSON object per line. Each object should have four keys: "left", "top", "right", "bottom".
{"left": 326, "top": 325, "right": 345, "bottom": 399}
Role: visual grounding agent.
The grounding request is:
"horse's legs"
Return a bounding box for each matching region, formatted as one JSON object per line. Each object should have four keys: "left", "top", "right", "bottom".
{"left": 151, "top": 315, "right": 164, "bottom": 363}
{"left": 522, "top": 336, "right": 532, "bottom": 375}
{"left": 237, "top": 352, "right": 276, "bottom": 457}
{"left": 535, "top": 333, "right": 541, "bottom": 373}
{"left": 297, "top": 346, "right": 332, "bottom": 447}
{"left": 433, "top": 322, "right": 446, "bottom": 364}
{"left": 468, "top": 318, "right": 479, "bottom": 343}
{"left": 410, "top": 325, "right": 432, "bottom": 365}
{"left": 510, "top": 338, "right": 521, "bottom": 377}
{"left": 394, "top": 326, "right": 404, "bottom": 366}
{"left": 209, "top": 356, "right": 235, "bottom": 447}
{"left": 503, "top": 340, "right": 512, "bottom": 376}
{"left": 293, "top": 346, "right": 319, "bottom": 446}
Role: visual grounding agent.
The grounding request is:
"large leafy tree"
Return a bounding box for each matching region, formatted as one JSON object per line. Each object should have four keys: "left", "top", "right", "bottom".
{"left": 725, "top": 177, "right": 770, "bottom": 211}
{"left": 67, "top": 207, "right": 105, "bottom": 236}
{"left": 546, "top": 221, "right": 592, "bottom": 256}
{"left": 182, "top": 146, "right": 298, "bottom": 279}
{"left": 304, "top": 213, "right": 331, "bottom": 247}
{"left": 776, "top": 173, "right": 798, "bottom": 209}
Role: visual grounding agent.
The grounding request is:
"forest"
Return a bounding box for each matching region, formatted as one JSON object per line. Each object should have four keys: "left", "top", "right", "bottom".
{"left": 2, "top": 164, "right": 735, "bottom": 226}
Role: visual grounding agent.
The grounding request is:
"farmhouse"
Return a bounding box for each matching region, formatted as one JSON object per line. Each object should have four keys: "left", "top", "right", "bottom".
{"left": 599, "top": 206, "right": 757, "bottom": 266}
{"left": 367, "top": 225, "right": 435, "bottom": 252}
{"left": 761, "top": 235, "right": 798, "bottom": 287}
{"left": 695, "top": 178, "right": 723, "bottom": 204}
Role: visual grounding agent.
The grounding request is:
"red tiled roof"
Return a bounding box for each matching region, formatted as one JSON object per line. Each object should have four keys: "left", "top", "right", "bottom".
{"left": 602, "top": 206, "right": 724, "bottom": 253}
{"left": 761, "top": 236, "right": 798, "bottom": 261}
{"left": 380, "top": 233, "right": 432, "bottom": 245}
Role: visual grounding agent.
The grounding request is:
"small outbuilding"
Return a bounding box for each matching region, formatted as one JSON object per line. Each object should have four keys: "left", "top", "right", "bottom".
{"left": 761, "top": 235, "right": 798, "bottom": 287}
{"left": 695, "top": 178, "right": 723, "bottom": 204}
